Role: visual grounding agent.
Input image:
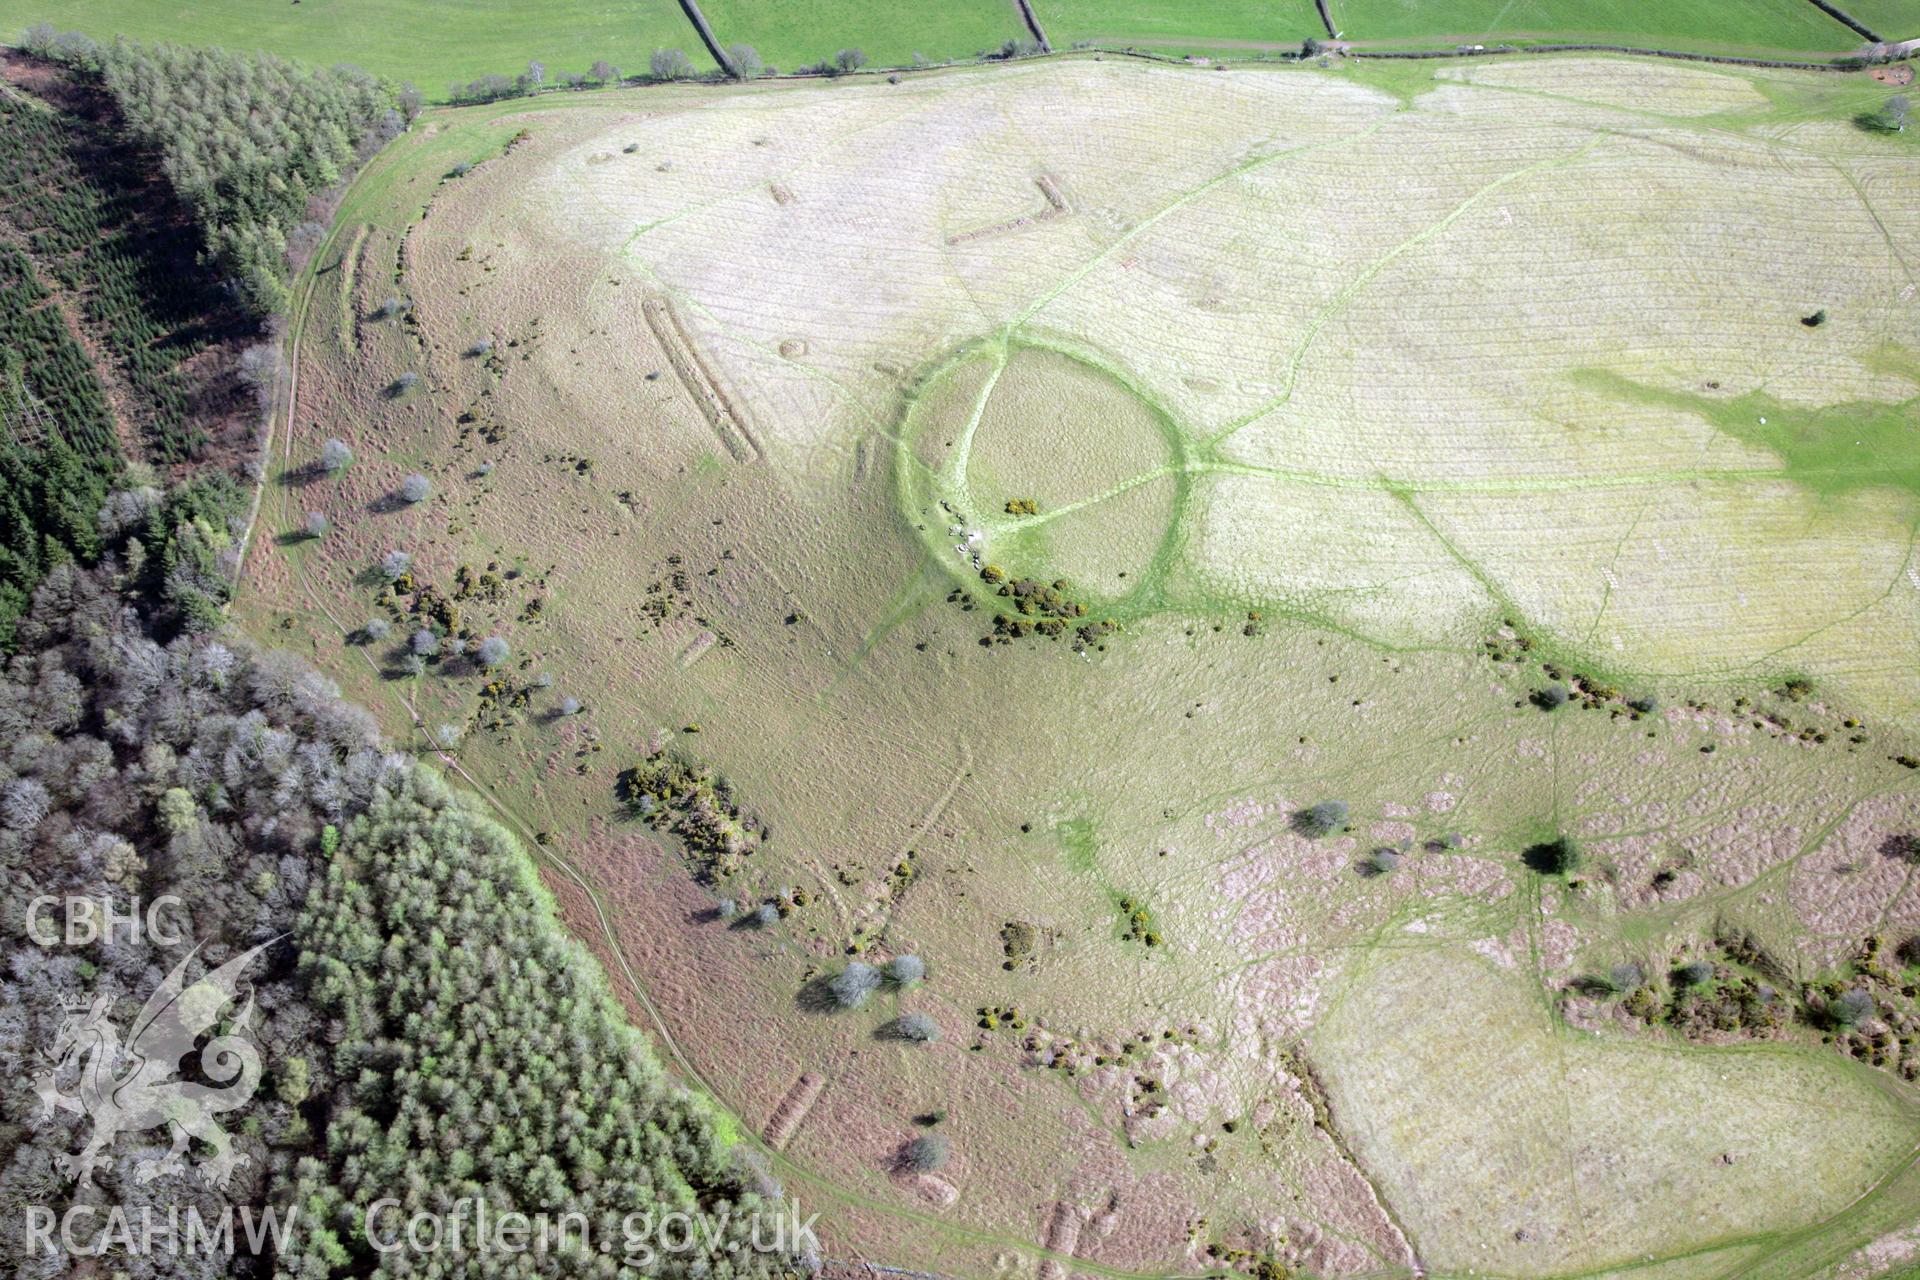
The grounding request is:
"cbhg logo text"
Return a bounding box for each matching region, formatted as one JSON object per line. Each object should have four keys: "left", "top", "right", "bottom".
{"left": 27, "top": 894, "right": 186, "bottom": 947}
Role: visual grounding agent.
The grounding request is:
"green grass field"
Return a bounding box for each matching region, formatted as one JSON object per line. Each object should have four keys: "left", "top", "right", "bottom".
{"left": 0, "top": 0, "right": 712, "bottom": 93}
{"left": 1843, "top": 0, "right": 1920, "bottom": 40}
{"left": 1326, "top": 0, "right": 1867, "bottom": 53}
{"left": 698, "top": 0, "right": 1029, "bottom": 71}
{"left": 1032, "top": 0, "right": 1325, "bottom": 53}
{"left": 5, "top": 0, "right": 1895, "bottom": 101}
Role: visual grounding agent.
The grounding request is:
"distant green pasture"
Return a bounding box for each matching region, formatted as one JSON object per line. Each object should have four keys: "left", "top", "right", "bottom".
{"left": 1032, "top": 0, "right": 1325, "bottom": 54}
{"left": 697, "top": 0, "right": 1029, "bottom": 71}
{"left": 0, "top": 0, "right": 712, "bottom": 96}
{"left": 1840, "top": 0, "right": 1920, "bottom": 40}
{"left": 1326, "top": 0, "right": 1865, "bottom": 54}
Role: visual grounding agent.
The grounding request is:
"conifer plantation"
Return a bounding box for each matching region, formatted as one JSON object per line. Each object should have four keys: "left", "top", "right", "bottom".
{"left": 26, "top": 28, "right": 412, "bottom": 314}
{"left": 286, "top": 769, "right": 793, "bottom": 1279}
{"left": 0, "top": 39, "right": 796, "bottom": 1279}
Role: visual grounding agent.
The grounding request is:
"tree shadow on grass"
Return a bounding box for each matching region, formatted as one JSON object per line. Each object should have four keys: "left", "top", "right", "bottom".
{"left": 794, "top": 975, "right": 842, "bottom": 1015}
{"left": 1522, "top": 836, "right": 1580, "bottom": 875}
{"left": 1881, "top": 833, "right": 1920, "bottom": 865}
{"left": 1355, "top": 847, "right": 1401, "bottom": 878}
{"left": 277, "top": 462, "right": 328, "bottom": 488}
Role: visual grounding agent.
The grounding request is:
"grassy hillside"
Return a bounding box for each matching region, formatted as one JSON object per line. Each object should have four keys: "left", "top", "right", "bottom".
{"left": 0, "top": 0, "right": 712, "bottom": 97}
{"left": 1033, "top": 0, "right": 1326, "bottom": 54}
{"left": 240, "top": 56, "right": 1920, "bottom": 1277}
{"left": 699, "top": 0, "right": 1030, "bottom": 71}
{"left": 1325, "top": 0, "right": 1868, "bottom": 52}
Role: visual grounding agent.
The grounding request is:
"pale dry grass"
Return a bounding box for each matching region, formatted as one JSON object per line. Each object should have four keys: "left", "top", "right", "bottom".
{"left": 1313, "top": 947, "right": 1915, "bottom": 1274}
{"left": 519, "top": 57, "right": 1920, "bottom": 719}
{"left": 247, "top": 57, "right": 1920, "bottom": 1279}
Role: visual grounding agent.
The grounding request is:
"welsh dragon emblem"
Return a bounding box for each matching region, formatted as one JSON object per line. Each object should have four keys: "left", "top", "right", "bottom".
{"left": 36, "top": 937, "right": 279, "bottom": 1190}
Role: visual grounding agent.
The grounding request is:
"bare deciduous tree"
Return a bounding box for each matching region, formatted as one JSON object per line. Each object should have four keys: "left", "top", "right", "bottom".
{"left": 830, "top": 961, "right": 881, "bottom": 1008}
{"left": 890, "top": 1012, "right": 939, "bottom": 1042}
{"left": 888, "top": 954, "right": 925, "bottom": 984}
{"left": 728, "top": 44, "right": 764, "bottom": 78}
{"left": 901, "top": 1134, "right": 948, "bottom": 1172}
{"left": 650, "top": 48, "right": 695, "bottom": 81}
{"left": 1291, "top": 800, "right": 1347, "bottom": 839}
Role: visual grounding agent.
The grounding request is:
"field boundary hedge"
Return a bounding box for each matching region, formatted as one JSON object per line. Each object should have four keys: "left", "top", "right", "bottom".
{"left": 675, "top": 0, "right": 736, "bottom": 77}
{"left": 1346, "top": 42, "right": 1880, "bottom": 70}
{"left": 1018, "top": 41, "right": 1909, "bottom": 73}
{"left": 1015, "top": 0, "right": 1053, "bottom": 53}
{"left": 1803, "top": 0, "right": 1881, "bottom": 42}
